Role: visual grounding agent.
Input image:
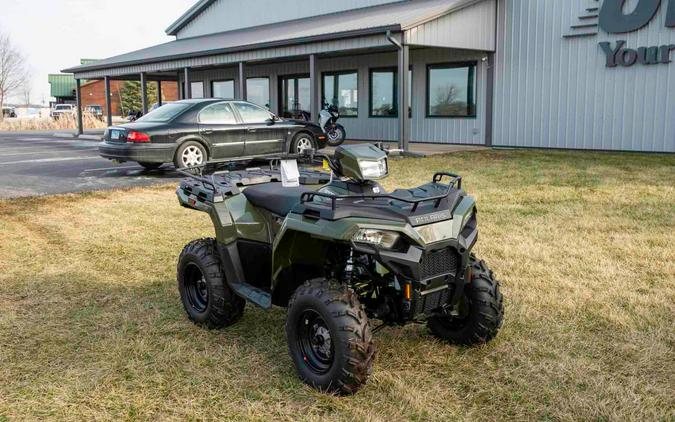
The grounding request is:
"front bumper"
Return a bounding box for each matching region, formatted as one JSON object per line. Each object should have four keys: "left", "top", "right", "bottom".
{"left": 98, "top": 141, "right": 175, "bottom": 163}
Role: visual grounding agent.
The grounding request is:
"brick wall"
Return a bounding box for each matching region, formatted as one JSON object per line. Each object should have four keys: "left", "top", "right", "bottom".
{"left": 80, "top": 80, "right": 179, "bottom": 117}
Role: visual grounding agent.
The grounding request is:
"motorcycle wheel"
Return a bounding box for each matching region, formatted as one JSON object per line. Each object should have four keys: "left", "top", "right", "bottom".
{"left": 326, "top": 124, "right": 346, "bottom": 147}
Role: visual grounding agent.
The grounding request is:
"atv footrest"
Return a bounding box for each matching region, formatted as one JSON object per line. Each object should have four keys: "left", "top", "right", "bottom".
{"left": 228, "top": 280, "right": 272, "bottom": 310}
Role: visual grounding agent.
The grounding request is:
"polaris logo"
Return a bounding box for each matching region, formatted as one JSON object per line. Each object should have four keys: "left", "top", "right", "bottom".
{"left": 410, "top": 210, "right": 452, "bottom": 226}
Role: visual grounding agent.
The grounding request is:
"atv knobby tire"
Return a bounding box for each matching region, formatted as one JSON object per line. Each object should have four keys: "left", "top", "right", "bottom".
{"left": 286, "top": 279, "right": 375, "bottom": 395}
{"left": 177, "top": 238, "right": 245, "bottom": 329}
{"left": 428, "top": 255, "right": 504, "bottom": 345}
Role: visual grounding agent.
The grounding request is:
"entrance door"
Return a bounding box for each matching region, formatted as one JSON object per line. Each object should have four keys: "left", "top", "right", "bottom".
{"left": 279, "top": 74, "right": 310, "bottom": 119}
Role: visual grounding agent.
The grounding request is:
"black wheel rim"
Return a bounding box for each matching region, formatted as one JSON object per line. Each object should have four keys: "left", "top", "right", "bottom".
{"left": 327, "top": 128, "right": 342, "bottom": 142}
{"left": 184, "top": 263, "right": 208, "bottom": 313}
{"left": 297, "top": 309, "right": 334, "bottom": 375}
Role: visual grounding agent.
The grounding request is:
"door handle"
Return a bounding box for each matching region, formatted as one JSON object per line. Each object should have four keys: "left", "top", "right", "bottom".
{"left": 203, "top": 129, "right": 213, "bottom": 135}
{"left": 248, "top": 128, "right": 257, "bottom": 133}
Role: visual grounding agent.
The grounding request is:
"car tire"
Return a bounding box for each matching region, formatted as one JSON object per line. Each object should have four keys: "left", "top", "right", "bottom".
{"left": 427, "top": 255, "right": 504, "bottom": 345}
{"left": 177, "top": 238, "right": 245, "bottom": 329}
{"left": 290, "top": 133, "right": 315, "bottom": 154}
{"left": 286, "top": 278, "right": 375, "bottom": 395}
{"left": 174, "top": 141, "right": 208, "bottom": 169}
{"left": 138, "top": 162, "right": 163, "bottom": 170}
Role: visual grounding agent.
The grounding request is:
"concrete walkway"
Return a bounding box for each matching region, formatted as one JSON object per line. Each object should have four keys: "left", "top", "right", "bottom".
{"left": 326, "top": 140, "right": 486, "bottom": 156}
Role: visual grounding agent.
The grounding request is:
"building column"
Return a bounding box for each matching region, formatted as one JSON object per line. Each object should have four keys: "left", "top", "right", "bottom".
{"left": 157, "top": 81, "right": 163, "bottom": 106}
{"left": 238, "top": 62, "right": 246, "bottom": 100}
{"left": 184, "top": 68, "right": 191, "bottom": 99}
{"left": 177, "top": 72, "right": 183, "bottom": 99}
{"left": 309, "top": 54, "right": 319, "bottom": 121}
{"left": 484, "top": 53, "right": 495, "bottom": 147}
{"left": 140, "top": 72, "right": 148, "bottom": 114}
{"left": 104, "top": 76, "right": 112, "bottom": 127}
{"left": 75, "top": 78, "right": 83, "bottom": 135}
{"left": 398, "top": 44, "right": 410, "bottom": 151}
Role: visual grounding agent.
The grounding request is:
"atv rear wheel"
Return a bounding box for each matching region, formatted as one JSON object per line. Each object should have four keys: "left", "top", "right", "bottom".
{"left": 177, "top": 238, "right": 245, "bottom": 329}
{"left": 286, "top": 279, "right": 374, "bottom": 395}
{"left": 427, "top": 255, "right": 504, "bottom": 345}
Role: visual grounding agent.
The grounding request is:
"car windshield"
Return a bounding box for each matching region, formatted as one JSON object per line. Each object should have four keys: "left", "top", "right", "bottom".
{"left": 137, "top": 103, "right": 191, "bottom": 122}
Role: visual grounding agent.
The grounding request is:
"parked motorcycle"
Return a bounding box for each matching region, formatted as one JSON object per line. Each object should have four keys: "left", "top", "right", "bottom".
{"left": 301, "top": 103, "right": 346, "bottom": 147}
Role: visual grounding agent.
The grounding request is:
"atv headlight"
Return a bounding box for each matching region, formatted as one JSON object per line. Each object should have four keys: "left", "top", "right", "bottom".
{"left": 358, "top": 159, "right": 388, "bottom": 179}
{"left": 353, "top": 229, "right": 400, "bottom": 249}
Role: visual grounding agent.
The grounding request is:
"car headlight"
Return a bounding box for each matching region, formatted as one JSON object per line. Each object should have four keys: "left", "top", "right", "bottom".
{"left": 353, "top": 229, "right": 400, "bottom": 249}
{"left": 358, "top": 159, "right": 388, "bottom": 179}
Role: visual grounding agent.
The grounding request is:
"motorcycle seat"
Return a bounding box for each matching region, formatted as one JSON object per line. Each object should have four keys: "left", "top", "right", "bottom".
{"left": 242, "top": 183, "right": 315, "bottom": 217}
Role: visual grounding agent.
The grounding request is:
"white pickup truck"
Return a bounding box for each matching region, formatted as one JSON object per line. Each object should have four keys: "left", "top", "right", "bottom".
{"left": 50, "top": 104, "right": 75, "bottom": 119}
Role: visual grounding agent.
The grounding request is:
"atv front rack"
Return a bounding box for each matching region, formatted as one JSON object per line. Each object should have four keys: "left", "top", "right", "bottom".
{"left": 299, "top": 172, "right": 464, "bottom": 226}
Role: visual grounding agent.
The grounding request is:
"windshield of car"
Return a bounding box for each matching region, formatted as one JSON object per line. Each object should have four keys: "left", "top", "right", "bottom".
{"left": 55, "top": 105, "right": 72, "bottom": 110}
{"left": 137, "top": 103, "right": 191, "bottom": 122}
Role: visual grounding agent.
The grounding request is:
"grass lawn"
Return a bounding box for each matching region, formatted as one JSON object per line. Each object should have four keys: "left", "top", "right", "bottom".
{"left": 0, "top": 149, "right": 673, "bottom": 421}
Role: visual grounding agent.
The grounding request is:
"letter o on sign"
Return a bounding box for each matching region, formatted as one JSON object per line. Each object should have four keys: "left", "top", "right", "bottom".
{"left": 619, "top": 48, "right": 639, "bottom": 66}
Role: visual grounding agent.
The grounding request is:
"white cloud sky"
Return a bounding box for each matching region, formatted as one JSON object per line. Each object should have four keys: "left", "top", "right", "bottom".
{"left": 0, "top": 0, "right": 196, "bottom": 104}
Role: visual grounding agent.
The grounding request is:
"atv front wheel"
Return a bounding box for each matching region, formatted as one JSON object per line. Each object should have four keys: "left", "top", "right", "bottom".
{"left": 177, "top": 238, "right": 245, "bottom": 329}
{"left": 286, "top": 279, "right": 375, "bottom": 394}
{"left": 427, "top": 256, "right": 504, "bottom": 345}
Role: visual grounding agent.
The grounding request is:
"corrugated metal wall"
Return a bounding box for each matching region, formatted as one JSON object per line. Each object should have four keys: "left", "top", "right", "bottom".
{"left": 406, "top": 0, "right": 496, "bottom": 51}
{"left": 493, "top": 0, "right": 675, "bottom": 152}
{"left": 182, "top": 47, "right": 487, "bottom": 144}
{"left": 177, "top": 0, "right": 404, "bottom": 39}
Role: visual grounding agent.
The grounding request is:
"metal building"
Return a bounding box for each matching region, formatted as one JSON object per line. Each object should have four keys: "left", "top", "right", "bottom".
{"left": 63, "top": 0, "right": 675, "bottom": 153}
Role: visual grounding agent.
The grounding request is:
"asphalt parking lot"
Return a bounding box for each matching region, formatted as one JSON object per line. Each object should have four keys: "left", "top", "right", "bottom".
{"left": 0, "top": 133, "right": 181, "bottom": 199}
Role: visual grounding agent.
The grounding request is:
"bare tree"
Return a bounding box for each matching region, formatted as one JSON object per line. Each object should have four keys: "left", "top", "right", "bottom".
{"left": 0, "top": 31, "right": 29, "bottom": 120}
{"left": 22, "top": 84, "right": 31, "bottom": 106}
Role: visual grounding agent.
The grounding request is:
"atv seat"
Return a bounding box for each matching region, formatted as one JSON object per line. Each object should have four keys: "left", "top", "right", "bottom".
{"left": 242, "top": 183, "right": 315, "bottom": 216}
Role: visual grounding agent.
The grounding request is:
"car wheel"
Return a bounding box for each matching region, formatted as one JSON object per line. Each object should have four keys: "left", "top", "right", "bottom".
{"left": 138, "top": 162, "right": 163, "bottom": 170}
{"left": 175, "top": 141, "right": 207, "bottom": 168}
{"left": 290, "top": 133, "right": 315, "bottom": 154}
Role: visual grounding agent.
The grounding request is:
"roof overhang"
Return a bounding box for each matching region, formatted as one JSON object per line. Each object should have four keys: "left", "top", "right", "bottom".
{"left": 64, "top": 0, "right": 494, "bottom": 79}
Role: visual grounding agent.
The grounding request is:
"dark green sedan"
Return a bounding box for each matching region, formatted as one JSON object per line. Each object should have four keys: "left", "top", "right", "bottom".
{"left": 99, "top": 99, "right": 328, "bottom": 170}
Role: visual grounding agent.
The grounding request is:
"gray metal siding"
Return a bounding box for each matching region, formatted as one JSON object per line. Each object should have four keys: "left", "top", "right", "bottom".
{"left": 406, "top": 0, "right": 496, "bottom": 51}
{"left": 181, "top": 47, "right": 487, "bottom": 144}
{"left": 493, "top": 0, "right": 675, "bottom": 152}
{"left": 177, "top": 0, "right": 405, "bottom": 39}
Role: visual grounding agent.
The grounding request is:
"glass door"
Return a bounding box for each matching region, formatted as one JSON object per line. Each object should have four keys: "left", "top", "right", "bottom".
{"left": 279, "top": 74, "right": 310, "bottom": 119}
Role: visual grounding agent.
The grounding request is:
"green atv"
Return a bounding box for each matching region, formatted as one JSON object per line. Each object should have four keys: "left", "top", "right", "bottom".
{"left": 176, "top": 144, "right": 504, "bottom": 394}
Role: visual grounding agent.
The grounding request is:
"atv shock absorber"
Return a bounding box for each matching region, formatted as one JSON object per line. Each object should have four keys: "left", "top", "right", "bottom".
{"left": 343, "top": 248, "right": 354, "bottom": 282}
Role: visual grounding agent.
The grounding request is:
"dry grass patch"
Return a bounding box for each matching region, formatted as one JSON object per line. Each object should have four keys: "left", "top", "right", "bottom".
{"left": 0, "top": 114, "right": 106, "bottom": 132}
{"left": 0, "top": 149, "right": 673, "bottom": 421}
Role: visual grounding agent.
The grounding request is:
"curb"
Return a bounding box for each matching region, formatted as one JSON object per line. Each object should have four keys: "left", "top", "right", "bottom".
{"left": 53, "top": 133, "right": 103, "bottom": 141}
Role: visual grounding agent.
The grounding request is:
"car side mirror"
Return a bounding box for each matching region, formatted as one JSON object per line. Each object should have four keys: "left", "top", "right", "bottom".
{"left": 265, "top": 117, "right": 276, "bottom": 126}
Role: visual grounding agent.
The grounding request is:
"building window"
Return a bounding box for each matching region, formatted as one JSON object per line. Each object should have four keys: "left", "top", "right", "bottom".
{"left": 246, "top": 77, "right": 270, "bottom": 108}
{"left": 211, "top": 80, "right": 234, "bottom": 99}
{"left": 369, "top": 68, "right": 398, "bottom": 118}
{"left": 426, "top": 63, "right": 476, "bottom": 118}
{"left": 190, "top": 81, "right": 204, "bottom": 99}
{"left": 322, "top": 71, "right": 358, "bottom": 117}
